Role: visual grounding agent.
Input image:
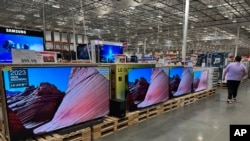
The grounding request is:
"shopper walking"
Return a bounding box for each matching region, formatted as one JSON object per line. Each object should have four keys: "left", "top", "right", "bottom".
{"left": 222, "top": 56, "right": 247, "bottom": 104}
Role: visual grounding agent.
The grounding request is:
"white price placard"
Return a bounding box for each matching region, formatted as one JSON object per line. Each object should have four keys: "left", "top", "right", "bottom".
{"left": 12, "top": 49, "right": 38, "bottom": 64}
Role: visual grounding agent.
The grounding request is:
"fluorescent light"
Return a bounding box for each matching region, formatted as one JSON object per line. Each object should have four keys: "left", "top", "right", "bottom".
{"left": 52, "top": 3, "right": 60, "bottom": 8}
{"left": 157, "top": 15, "right": 163, "bottom": 18}
{"left": 33, "top": 13, "right": 40, "bottom": 17}
{"left": 207, "top": 4, "right": 213, "bottom": 8}
{"left": 232, "top": 19, "right": 237, "bottom": 23}
{"left": 129, "top": 6, "right": 135, "bottom": 10}
{"left": 97, "top": 15, "right": 103, "bottom": 18}
{"left": 178, "top": 22, "right": 183, "bottom": 25}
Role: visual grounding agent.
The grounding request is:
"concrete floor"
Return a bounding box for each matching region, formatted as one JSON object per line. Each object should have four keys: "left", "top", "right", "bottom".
{"left": 96, "top": 81, "right": 250, "bottom": 141}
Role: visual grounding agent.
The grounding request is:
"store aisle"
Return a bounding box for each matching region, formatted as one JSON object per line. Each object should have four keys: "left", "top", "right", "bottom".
{"left": 96, "top": 81, "right": 250, "bottom": 141}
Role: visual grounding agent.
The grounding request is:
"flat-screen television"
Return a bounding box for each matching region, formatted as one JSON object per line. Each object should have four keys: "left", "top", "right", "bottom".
{"left": 127, "top": 67, "right": 169, "bottom": 111}
{"left": 193, "top": 70, "right": 208, "bottom": 92}
{"left": 0, "top": 27, "right": 45, "bottom": 63}
{"left": 76, "top": 44, "right": 91, "bottom": 60}
{"left": 169, "top": 67, "right": 193, "bottom": 98}
{"left": 1, "top": 66, "right": 110, "bottom": 141}
{"left": 99, "top": 44, "right": 123, "bottom": 63}
{"left": 196, "top": 54, "right": 207, "bottom": 67}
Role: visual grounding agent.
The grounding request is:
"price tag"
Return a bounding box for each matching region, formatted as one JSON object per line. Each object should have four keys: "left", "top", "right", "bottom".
{"left": 12, "top": 49, "right": 37, "bottom": 64}
{"left": 8, "top": 69, "right": 29, "bottom": 88}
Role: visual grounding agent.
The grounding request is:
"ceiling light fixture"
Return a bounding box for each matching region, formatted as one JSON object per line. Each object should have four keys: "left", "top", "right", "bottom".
{"left": 125, "top": 21, "right": 130, "bottom": 25}
{"left": 157, "top": 15, "right": 163, "bottom": 18}
{"left": 52, "top": 3, "right": 60, "bottom": 8}
{"left": 178, "top": 21, "right": 183, "bottom": 25}
{"left": 129, "top": 6, "right": 135, "bottom": 10}
{"left": 97, "top": 15, "right": 103, "bottom": 18}
{"left": 33, "top": 11, "right": 40, "bottom": 17}
{"left": 232, "top": 19, "right": 237, "bottom": 23}
{"left": 134, "top": 0, "right": 142, "bottom": 3}
{"left": 207, "top": 4, "right": 213, "bottom": 8}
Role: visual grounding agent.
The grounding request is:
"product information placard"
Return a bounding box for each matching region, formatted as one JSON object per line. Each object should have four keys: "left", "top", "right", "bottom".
{"left": 12, "top": 49, "right": 57, "bottom": 64}
{"left": 12, "top": 49, "right": 37, "bottom": 64}
{"left": 8, "top": 68, "right": 29, "bottom": 88}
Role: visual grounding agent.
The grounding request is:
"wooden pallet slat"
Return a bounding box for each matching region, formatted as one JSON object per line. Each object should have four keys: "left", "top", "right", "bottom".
{"left": 25, "top": 127, "right": 91, "bottom": 141}
{"left": 218, "top": 82, "right": 227, "bottom": 88}
{"left": 91, "top": 118, "right": 117, "bottom": 140}
{"left": 162, "top": 99, "right": 181, "bottom": 112}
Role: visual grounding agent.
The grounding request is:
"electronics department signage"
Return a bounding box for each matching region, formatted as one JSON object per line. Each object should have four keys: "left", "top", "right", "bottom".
{"left": 8, "top": 68, "right": 29, "bottom": 88}
{"left": 230, "top": 125, "right": 250, "bottom": 141}
{"left": 6, "top": 28, "right": 26, "bottom": 34}
{"left": 0, "top": 27, "right": 43, "bottom": 37}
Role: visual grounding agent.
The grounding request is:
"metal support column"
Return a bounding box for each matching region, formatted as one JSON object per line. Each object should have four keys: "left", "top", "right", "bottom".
{"left": 182, "top": 0, "right": 190, "bottom": 63}
{"left": 234, "top": 27, "right": 240, "bottom": 57}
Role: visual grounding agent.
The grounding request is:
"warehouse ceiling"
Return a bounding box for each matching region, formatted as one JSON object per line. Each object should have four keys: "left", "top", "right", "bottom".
{"left": 1, "top": 0, "right": 250, "bottom": 54}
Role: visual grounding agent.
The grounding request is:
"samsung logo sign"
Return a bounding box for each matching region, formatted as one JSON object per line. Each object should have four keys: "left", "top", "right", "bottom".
{"left": 6, "top": 29, "right": 26, "bottom": 34}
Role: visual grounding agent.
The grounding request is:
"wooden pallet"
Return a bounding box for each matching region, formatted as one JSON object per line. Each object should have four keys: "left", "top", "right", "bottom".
{"left": 218, "top": 82, "right": 227, "bottom": 88}
{"left": 26, "top": 128, "right": 91, "bottom": 141}
{"left": 0, "top": 120, "right": 5, "bottom": 136}
{"left": 91, "top": 118, "right": 117, "bottom": 140}
{"left": 129, "top": 104, "right": 164, "bottom": 124}
{"left": 162, "top": 99, "right": 180, "bottom": 112}
{"left": 146, "top": 105, "right": 164, "bottom": 119}
{"left": 179, "top": 94, "right": 197, "bottom": 106}
{"left": 207, "top": 89, "right": 216, "bottom": 96}
{"left": 196, "top": 91, "right": 208, "bottom": 101}
{"left": 133, "top": 108, "right": 148, "bottom": 123}
{"left": 241, "top": 79, "right": 248, "bottom": 83}
{"left": 0, "top": 132, "right": 6, "bottom": 141}
{"left": 107, "top": 112, "right": 135, "bottom": 131}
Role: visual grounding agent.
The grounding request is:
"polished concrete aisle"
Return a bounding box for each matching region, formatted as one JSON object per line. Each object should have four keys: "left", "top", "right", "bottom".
{"left": 97, "top": 81, "right": 250, "bottom": 141}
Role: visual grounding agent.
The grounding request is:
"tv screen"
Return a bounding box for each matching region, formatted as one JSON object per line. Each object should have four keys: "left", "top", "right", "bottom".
{"left": 127, "top": 67, "right": 169, "bottom": 111}
{"left": 99, "top": 44, "right": 123, "bottom": 63}
{"left": 76, "top": 44, "right": 91, "bottom": 60}
{"left": 196, "top": 54, "right": 207, "bottom": 67}
{"left": 169, "top": 67, "right": 193, "bottom": 97}
{"left": 1, "top": 66, "right": 110, "bottom": 140}
{"left": 0, "top": 27, "right": 45, "bottom": 63}
{"left": 193, "top": 70, "right": 208, "bottom": 92}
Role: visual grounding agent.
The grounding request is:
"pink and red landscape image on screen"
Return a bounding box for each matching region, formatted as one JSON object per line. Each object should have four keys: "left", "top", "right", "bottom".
{"left": 2, "top": 66, "right": 110, "bottom": 141}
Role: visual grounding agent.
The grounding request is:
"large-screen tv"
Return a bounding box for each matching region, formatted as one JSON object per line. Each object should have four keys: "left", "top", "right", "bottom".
{"left": 196, "top": 54, "right": 207, "bottom": 67}
{"left": 1, "top": 65, "right": 110, "bottom": 141}
{"left": 76, "top": 44, "right": 91, "bottom": 60}
{"left": 0, "top": 27, "right": 45, "bottom": 63}
{"left": 99, "top": 44, "right": 123, "bottom": 63}
{"left": 193, "top": 70, "right": 208, "bottom": 92}
{"left": 169, "top": 67, "right": 193, "bottom": 98}
{"left": 127, "top": 67, "right": 169, "bottom": 111}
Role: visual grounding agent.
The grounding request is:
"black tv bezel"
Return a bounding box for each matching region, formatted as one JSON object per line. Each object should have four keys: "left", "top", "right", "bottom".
{"left": 0, "top": 64, "right": 111, "bottom": 141}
